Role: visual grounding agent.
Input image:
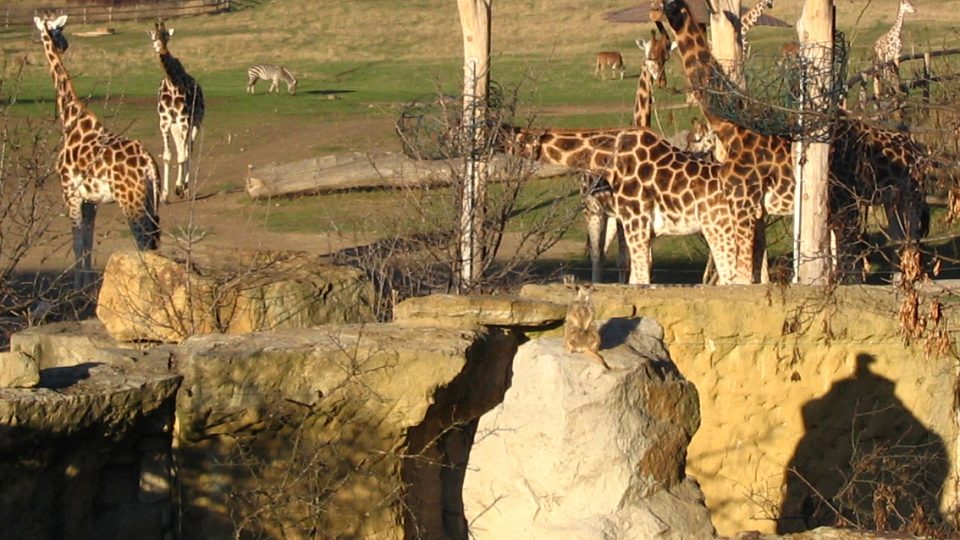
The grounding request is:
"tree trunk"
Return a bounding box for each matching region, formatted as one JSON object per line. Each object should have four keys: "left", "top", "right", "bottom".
{"left": 457, "top": 0, "right": 492, "bottom": 291}
{"left": 793, "top": 0, "right": 834, "bottom": 285}
{"left": 709, "top": 0, "right": 743, "bottom": 87}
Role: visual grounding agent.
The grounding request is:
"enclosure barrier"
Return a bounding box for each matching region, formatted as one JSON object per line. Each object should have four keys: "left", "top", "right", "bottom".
{"left": 0, "top": 0, "right": 232, "bottom": 28}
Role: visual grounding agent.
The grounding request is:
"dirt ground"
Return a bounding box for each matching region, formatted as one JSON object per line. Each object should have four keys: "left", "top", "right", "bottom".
{"left": 22, "top": 114, "right": 586, "bottom": 278}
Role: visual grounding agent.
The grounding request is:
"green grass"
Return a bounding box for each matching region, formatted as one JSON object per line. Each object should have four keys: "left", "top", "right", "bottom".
{"left": 5, "top": 0, "right": 960, "bottom": 282}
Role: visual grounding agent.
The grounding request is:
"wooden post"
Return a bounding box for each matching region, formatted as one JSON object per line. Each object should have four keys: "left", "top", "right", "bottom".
{"left": 708, "top": 0, "right": 744, "bottom": 87}
{"left": 456, "top": 0, "right": 491, "bottom": 292}
{"left": 793, "top": 0, "right": 834, "bottom": 285}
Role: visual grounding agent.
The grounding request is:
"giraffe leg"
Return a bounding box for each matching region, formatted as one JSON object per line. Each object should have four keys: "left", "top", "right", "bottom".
{"left": 621, "top": 215, "right": 653, "bottom": 285}
{"left": 72, "top": 201, "right": 97, "bottom": 290}
{"left": 160, "top": 127, "right": 173, "bottom": 203}
{"left": 583, "top": 191, "right": 607, "bottom": 283}
{"left": 171, "top": 123, "right": 189, "bottom": 197}
{"left": 614, "top": 220, "right": 629, "bottom": 284}
{"left": 586, "top": 211, "right": 606, "bottom": 283}
{"left": 702, "top": 223, "right": 741, "bottom": 285}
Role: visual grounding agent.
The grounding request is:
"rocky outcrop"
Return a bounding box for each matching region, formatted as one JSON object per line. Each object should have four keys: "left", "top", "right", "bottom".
{"left": 0, "top": 350, "right": 39, "bottom": 388}
{"left": 0, "top": 359, "right": 180, "bottom": 540}
{"left": 174, "top": 323, "right": 518, "bottom": 540}
{"left": 463, "top": 317, "right": 715, "bottom": 540}
{"left": 393, "top": 293, "right": 635, "bottom": 329}
{"left": 9, "top": 319, "right": 168, "bottom": 370}
{"left": 520, "top": 284, "right": 957, "bottom": 537}
{"left": 96, "top": 246, "right": 376, "bottom": 343}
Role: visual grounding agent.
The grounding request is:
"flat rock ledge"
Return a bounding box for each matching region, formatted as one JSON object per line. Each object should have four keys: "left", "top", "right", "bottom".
{"left": 0, "top": 362, "right": 181, "bottom": 452}
{"left": 393, "top": 293, "right": 634, "bottom": 328}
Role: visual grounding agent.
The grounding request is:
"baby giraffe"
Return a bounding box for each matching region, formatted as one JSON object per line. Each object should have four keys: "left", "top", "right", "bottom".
{"left": 564, "top": 285, "right": 610, "bottom": 370}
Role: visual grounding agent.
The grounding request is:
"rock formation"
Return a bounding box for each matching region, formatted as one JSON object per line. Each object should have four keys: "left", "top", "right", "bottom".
{"left": 463, "top": 317, "right": 716, "bottom": 540}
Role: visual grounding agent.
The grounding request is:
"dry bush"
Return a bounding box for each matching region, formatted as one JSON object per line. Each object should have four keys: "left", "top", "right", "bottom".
{"left": 338, "top": 83, "right": 580, "bottom": 320}
{"left": 0, "top": 61, "right": 80, "bottom": 348}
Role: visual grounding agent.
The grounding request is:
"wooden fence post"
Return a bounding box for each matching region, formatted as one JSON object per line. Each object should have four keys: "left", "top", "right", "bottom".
{"left": 456, "top": 0, "right": 492, "bottom": 292}
{"left": 793, "top": 0, "right": 834, "bottom": 285}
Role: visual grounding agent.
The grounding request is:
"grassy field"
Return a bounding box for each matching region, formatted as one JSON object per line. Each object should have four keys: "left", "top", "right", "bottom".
{"left": 2, "top": 0, "right": 959, "bottom": 283}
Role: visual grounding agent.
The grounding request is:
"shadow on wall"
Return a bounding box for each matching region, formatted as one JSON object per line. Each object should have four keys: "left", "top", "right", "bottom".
{"left": 778, "top": 353, "right": 951, "bottom": 534}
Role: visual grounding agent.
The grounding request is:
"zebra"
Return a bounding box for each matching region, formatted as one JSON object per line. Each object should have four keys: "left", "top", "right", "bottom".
{"left": 246, "top": 64, "right": 298, "bottom": 95}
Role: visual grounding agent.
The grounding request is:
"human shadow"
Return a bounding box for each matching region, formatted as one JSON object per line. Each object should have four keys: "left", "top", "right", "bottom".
{"left": 778, "top": 353, "right": 951, "bottom": 534}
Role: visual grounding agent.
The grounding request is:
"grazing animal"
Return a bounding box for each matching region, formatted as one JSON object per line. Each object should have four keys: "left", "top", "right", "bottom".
{"left": 581, "top": 29, "right": 678, "bottom": 284}
{"left": 247, "top": 64, "right": 298, "bottom": 95}
{"left": 873, "top": 0, "right": 916, "bottom": 97}
{"left": 150, "top": 20, "right": 204, "bottom": 201}
{"left": 650, "top": 0, "right": 929, "bottom": 283}
{"left": 500, "top": 123, "right": 749, "bottom": 286}
{"left": 564, "top": 285, "right": 609, "bottom": 370}
{"left": 594, "top": 51, "right": 626, "bottom": 80}
{"left": 34, "top": 14, "right": 161, "bottom": 289}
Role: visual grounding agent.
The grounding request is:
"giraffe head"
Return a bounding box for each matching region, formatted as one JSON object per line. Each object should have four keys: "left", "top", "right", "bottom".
{"left": 34, "top": 14, "right": 69, "bottom": 53}
{"left": 648, "top": 0, "right": 685, "bottom": 29}
{"left": 899, "top": 0, "right": 916, "bottom": 16}
{"left": 684, "top": 117, "right": 717, "bottom": 155}
{"left": 635, "top": 29, "right": 676, "bottom": 88}
{"left": 150, "top": 20, "right": 174, "bottom": 54}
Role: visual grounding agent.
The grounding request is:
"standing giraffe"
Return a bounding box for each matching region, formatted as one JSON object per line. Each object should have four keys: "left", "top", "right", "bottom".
{"left": 583, "top": 28, "right": 677, "bottom": 283}
{"left": 150, "top": 20, "right": 204, "bottom": 201}
{"left": 873, "top": 0, "right": 916, "bottom": 98}
{"left": 502, "top": 125, "right": 750, "bottom": 285}
{"left": 650, "top": 0, "right": 929, "bottom": 282}
{"left": 34, "top": 14, "right": 160, "bottom": 289}
{"left": 740, "top": 0, "right": 774, "bottom": 59}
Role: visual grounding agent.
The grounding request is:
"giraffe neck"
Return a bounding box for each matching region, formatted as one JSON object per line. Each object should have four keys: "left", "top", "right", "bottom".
{"left": 661, "top": 3, "right": 731, "bottom": 126}
{"left": 633, "top": 69, "right": 653, "bottom": 128}
{"left": 159, "top": 51, "right": 194, "bottom": 88}
{"left": 511, "top": 126, "right": 640, "bottom": 182}
{"left": 889, "top": 7, "right": 908, "bottom": 44}
{"left": 40, "top": 39, "right": 84, "bottom": 132}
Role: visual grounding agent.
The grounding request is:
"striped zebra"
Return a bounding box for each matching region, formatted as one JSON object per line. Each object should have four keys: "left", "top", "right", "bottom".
{"left": 246, "top": 64, "right": 298, "bottom": 95}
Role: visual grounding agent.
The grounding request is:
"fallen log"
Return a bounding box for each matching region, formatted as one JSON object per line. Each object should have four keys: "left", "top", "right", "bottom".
{"left": 245, "top": 151, "right": 573, "bottom": 199}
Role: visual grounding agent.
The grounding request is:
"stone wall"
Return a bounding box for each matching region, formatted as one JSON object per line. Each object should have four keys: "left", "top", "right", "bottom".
{"left": 0, "top": 358, "right": 180, "bottom": 540}
{"left": 173, "top": 323, "right": 518, "bottom": 539}
{"left": 519, "top": 284, "right": 959, "bottom": 537}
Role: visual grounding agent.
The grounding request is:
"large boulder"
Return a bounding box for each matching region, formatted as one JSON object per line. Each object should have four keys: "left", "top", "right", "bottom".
{"left": 174, "top": 323, "right": 517, "bottom": 540}
{"left": 96, "top": 246, "right": 376, "bottom": 343}
{"left": 463, "top": 317, "right": 715, "bottom": 540}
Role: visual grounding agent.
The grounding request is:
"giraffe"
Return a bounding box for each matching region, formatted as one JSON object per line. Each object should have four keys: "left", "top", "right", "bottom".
{"left": 501, "top": 124, "right": 750, "bottom": 285}
{"left": 740, "top": 0, "right": 775, "bottom": 60}
{"left": 150, "top": 20, "right": 204, "bottom": 202}
{"left": 583, "top": 28, "right": 677, "bottom": 283}
{"left": 34, "top": 14, "right": 161, "bottom": 289}
{"left": 873, "top": 0, "right": 916, "bottom": 98}
{"left": 650, "top": 0, "right": 929, "bottom": 283}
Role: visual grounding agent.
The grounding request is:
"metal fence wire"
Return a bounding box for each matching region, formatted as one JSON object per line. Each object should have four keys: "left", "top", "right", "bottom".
{"left": 396, "top": 81, "right": 506, "bottom": 160}
{"left": 701, "top": 30, "right": 849, "bottom": 142}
